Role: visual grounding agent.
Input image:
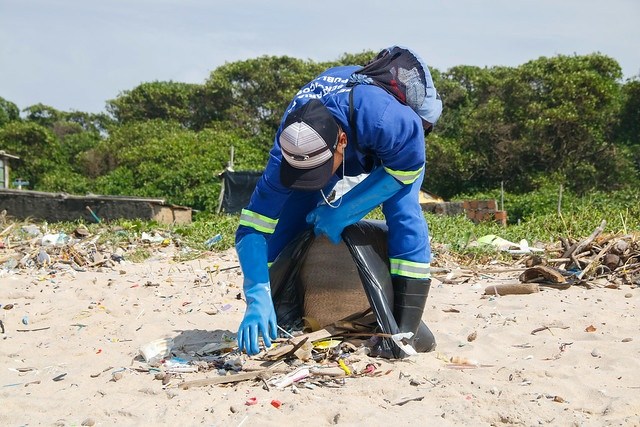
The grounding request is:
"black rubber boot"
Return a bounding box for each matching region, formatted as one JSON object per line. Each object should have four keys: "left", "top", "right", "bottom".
{"left": 393, "top": 276, "right": 434, "bottom": 355}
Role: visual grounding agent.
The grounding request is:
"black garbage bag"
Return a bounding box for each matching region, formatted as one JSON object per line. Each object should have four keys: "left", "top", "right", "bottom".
{"left": 269, "top": 219, "right": 436, "bottom": 358}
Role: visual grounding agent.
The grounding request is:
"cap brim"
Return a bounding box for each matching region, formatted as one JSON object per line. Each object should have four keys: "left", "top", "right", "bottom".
{"left": 280, "top": 155, "right": 334, "bottom": 191}
{"left": 417, "top": 88, "right": 443, "bottom": 125}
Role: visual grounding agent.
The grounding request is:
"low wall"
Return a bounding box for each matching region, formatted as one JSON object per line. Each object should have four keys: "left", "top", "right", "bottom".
{"left": 421, "top": 199, "right": 507, "bottom": 226}
{"left": 0, "top": 189, "right": 192, "bottom": 225}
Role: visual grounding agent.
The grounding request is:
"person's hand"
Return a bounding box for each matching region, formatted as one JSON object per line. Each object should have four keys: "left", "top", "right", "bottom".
{"left": 307, "top": 167, "right": 405, "bottom": 244}
{"left": 235, "top": 233, "right": 278, "bottom": 355}
{"left": 237, "top": 284, "right": 277, "bottom": 355}
{"left": 306, "top": 205, "right": 345, "bottom": 244}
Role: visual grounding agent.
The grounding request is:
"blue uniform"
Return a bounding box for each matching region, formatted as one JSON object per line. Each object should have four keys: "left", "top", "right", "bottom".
{"left": 236, "top": 66, "right": 431, "bottom": 279}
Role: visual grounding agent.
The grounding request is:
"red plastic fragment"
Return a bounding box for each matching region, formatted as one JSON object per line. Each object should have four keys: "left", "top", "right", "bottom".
{"left": 270, "top": 399, "right": 282, "bottom": 409}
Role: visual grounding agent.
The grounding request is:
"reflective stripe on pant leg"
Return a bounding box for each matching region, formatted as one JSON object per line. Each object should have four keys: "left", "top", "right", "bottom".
{"left": 389, "top": 258, "right": 431, "bottom": 279}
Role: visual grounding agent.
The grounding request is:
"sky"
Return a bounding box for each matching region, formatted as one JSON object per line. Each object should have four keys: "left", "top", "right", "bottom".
{"left": 1, "top": 0, "right": 639, "bottom": 114}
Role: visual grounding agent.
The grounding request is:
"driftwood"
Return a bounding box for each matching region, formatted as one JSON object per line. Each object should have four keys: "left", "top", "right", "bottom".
{"left": 484, "top": 282, "right": 539, "bottom": 296}
{"left": 263, "top": 337, "right": 309, "bottom": 361}
{"left": 560, "top": 219, "right": 606, "bottom": 268}
{"left": 577, "top": 240, "right": 616, "bottom": 280}
{"left": 178, "top": 369, "right": 272, "bottom": 389}
{"left": 519, "top": 265, "right": 571, "bottom": 288}
{"left": 262, "top": 326, "right": 342, "bottom": 362}
{"left": 545, "top": 226, "right": 640, "bottom": 284}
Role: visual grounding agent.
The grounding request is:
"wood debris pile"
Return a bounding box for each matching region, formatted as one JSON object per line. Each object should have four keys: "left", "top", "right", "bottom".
{"left": 524, "top": 220, "right": 640, "bottom": 288}
{"left": 0, "top": 221, "right": 195, "bottom": 273}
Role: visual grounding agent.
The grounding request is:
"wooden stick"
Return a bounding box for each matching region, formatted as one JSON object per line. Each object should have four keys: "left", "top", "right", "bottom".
{"left": 473, "top": 267, "right": 528, "bottom": 274}
{"left": 562, "top": 219, "right": 606, "bottom": 260}
{"left": 178, "top": 370, "right": 269, "bottom": 389}
{"left": 577, "top": 240, "right": 616, "bottom": 280}
{"left": 531, "top": 325, "right": 570, "bottom": 335}
{"left": 547, "top": 258, "right": 571, "bottom": 263}
{"left": 484, "top": 283, "right": 539, "bottom": 296}
{"left": 178, "top": 360, "right": 287, "bottom": 389}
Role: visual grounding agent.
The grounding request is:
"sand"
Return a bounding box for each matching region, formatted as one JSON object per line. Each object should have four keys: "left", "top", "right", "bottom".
{"left": 1, "top": 244, "right": 639, "bottom": 427}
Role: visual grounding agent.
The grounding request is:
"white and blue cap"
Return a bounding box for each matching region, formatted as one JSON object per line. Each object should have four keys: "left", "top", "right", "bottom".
{"left": 279, "top": 99, "right": 340, "bottom": 191}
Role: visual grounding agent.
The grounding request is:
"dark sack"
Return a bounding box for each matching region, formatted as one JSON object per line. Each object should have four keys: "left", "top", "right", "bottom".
{"left": 269, "top": 220, "right": 436, "bottom": 358}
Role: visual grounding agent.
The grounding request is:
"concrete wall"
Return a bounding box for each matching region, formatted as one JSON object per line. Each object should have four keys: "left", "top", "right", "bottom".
{"left": 421, "top": 199, "right": 508, "bottom": 226}
{"left": 0, "top": 189, "right": 192, "bottom": 225}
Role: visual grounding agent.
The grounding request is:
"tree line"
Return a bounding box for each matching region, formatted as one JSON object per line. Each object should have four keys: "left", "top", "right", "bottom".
{"left": 1, "top": 51, "right": 638, "bottom": 213}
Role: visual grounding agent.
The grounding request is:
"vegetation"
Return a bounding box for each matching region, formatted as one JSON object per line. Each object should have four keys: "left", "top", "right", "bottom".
{"left": 32, "top": 187, "right": 639, "bottom": 264}
{"left": 1, "top": 50, "right": 639, "bottom": 253}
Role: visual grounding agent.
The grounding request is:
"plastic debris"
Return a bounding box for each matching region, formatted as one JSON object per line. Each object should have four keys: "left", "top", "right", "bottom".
{"left": 139, "top": 337, "right": 174, "bottom": 364}
{"left": 41, "top": 233, "right": 70, "bottom": 247}
{"left": 391, "top": 332, "right": 417, "bottom": 356}
{"left": 477, "top": 234, "right": 544, "bottom": 254}
{"left": 204, "top": 234, "right": 222, "bottom": 248}
{"left": 271, "top": 367, "right": 310, "bottom": 389}
{"left": 270, "top": 400, "right": 282, "bottom": 409}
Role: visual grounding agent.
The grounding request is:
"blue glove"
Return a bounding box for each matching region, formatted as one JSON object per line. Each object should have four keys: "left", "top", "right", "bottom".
{"left": 306, "top": 167, "right": 404, "bottom": 243}
{"left": 236, "top": 233, "right": 278, "bottom": 355}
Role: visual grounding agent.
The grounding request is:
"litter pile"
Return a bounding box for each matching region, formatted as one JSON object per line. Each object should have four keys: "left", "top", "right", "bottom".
{"left": 133, "top": 326, "right": 395, "bottom": 393}
{"left": 0, "top": 221, "right": 204, "bottom": 274}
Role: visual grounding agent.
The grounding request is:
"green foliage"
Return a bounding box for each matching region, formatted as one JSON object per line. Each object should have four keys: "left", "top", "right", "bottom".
{"left": 107, "top": 81, "right": 201, "bottom": 128}
{"left": 0, "top": 97, "right": 20, "bottom": 127}
{"left": 3, "top": 50, "right": 639, "bottom": 218}
{"left": 39, "top": 169, "right": 92, "bottom": 194}
{"left": 0, "top": 121, "right": 57, "bottom": 188}
{"left": 430, "top": 53, "right": 638, "bottom": 197}
{"left": 615, "top": 78, "right": 640, "bottom": 173}
{"left": 88, "top": 120, "right": 260, "bottom": 211}
{"left": 23, "top": 103, "right": 62, "bottom": 127}
{"left": 424, "top": 134, "right": 475, "bottom": 198}
{"left": 201, "top": 56, "right": 325, "bottom": 136}
{"left": 174, "top": 211, "right": 240, "bottom": 251}
{"left": 455, "top": 182, "right": 640, "bottom": 234}
{"left": 426, "top": 188, "right": 639, "bottom": 264}
{"left": 330, "top": 50, "right": 377, "bottom": 68}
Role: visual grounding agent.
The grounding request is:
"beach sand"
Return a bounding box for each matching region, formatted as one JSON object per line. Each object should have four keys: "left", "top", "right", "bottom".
{"left": 1, "top": 244, "right": 639, "bottom": 427}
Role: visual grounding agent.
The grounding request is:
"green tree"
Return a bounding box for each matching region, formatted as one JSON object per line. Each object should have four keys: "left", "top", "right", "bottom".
{"left": 0, "top": 97, "right": 20, "bottom": 127}
{"left": 514, "top": 54, "right": 632, "bottom": 193}
{"left": 106, "top": 81, "right": 201, "bottom": 128}
{"left": 199, "top": 56, "right": 324, "bottom": 141}
{"left": 615, "top": 78, "right": 640, "bottom": 172}
{"left": 434, "top": 54, "right": 636, "bottom": 195}
{"left": 89, "top": 120, "right": 260, "bottom": 211}
{"left": 23, "top": 103, "right": 61, "bottom": 128}
{"left": 330, "top": 50, "right": 377, "bottom": 68}
{"left": 0, "top": 121, "right": 56, "bottom": 188}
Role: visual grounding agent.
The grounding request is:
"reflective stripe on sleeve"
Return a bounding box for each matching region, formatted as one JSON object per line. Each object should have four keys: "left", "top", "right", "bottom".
{"left": 383, "top": 165, "right": 424, "bottom": 185}
{"left": 389, "top": 258, "right": 431, "bottom": 279}
{"left": 239, "top": 209, "right": 278, "bottom": 234}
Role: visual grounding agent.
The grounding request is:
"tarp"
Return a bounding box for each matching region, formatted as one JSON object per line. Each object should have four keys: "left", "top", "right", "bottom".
{"left": 269, "top": 219, "right": 436, "bottom": 358}
{"left": 220, "top": 170, "right": 262, "bottom": 214}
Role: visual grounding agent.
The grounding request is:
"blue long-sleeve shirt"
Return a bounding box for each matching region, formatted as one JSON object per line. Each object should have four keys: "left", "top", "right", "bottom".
{"left": 236, "top": 66, "right": 426, "bottom": 244}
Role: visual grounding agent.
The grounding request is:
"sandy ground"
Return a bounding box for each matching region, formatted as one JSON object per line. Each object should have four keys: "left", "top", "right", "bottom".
{"left": 1, "top": 246, "right": 639, "bottom": 427}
